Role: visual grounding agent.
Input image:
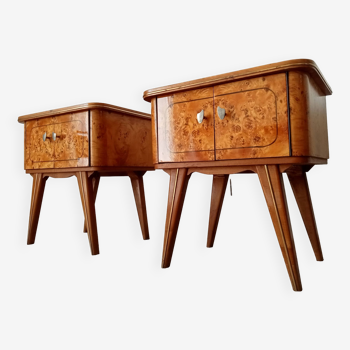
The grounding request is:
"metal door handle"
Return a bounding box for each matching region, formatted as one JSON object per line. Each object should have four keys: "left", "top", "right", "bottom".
{"left": 197, "top": 110, "right": 204, "bottom": 123}
{"left": 217, "top": 106, "right": 225, "bottom": 120}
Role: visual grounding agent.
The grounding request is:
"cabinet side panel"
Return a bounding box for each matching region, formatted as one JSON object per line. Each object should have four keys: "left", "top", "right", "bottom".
{"left": 151, "top": 98, "right": 159, "bottom": 164}
{"left": 289, "top": 72, "right": 329, "bottom": 158}
{"left": 90, "top": 110, "right": 153, "bottom": 167}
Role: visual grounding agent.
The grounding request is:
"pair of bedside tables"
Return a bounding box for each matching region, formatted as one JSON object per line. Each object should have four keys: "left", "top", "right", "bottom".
{"left": 19, "top": 59, "right": 332, "bottom": 291}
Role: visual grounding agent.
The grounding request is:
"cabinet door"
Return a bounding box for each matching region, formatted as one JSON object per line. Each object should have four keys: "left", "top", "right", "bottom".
{"left": 214, "top": 73, "right": 289, "bottom": 160}
{"left": 29, "top": 124, "right": 55, "bottom": 164}
{"left": 25, "top": 111, "right": 89, "bottom": 169}
{"left": 54, "top": 120, "right": 86, "bottom": 162}
{"left": 157, "top": 88, "right": 215, "bottom": 162}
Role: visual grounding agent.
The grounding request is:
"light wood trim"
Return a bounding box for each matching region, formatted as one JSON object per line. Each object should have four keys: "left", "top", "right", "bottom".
{"left": 18, "top": 102, "right": 151, "bottom": 123}
{"left": 143, "top": 59, "right": 332, "bottom": 102}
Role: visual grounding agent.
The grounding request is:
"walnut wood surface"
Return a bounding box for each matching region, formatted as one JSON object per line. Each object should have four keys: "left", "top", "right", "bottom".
{"left": 25, "top": 112, "right": 89, "bottom": 170}
{"left": 27, "top": 173, "right": 48, "bottom": 245}
{"left": 207, "top": 175, "right": 229, "bottom": 248}
{"left": 289, "top": 71, "right": 329, "bottom": 158}
{"left": 83, "top": 175, "right": 100, "bottom": 234}
{"left": 144, "top": 59, "right": 332, "bottom": 102}
{"left": 77, "top": 172, "right": 99, "bottom": 255}
{"left": 162, "top": 168, "right": 191, "bottom": 268}
{"left": 90, "top": 109, "right": 153, "bottom": 167}
{"left": 256, "top": 165, "right": 302, "bottom": 291}
{"left": 157, "top": 94, "right": 215, "bottom": 162}
{"left": 129, "top": 172, "right": 150, "bottom": 240}
{"left": 214, "top": 73, "right": 289, "bottom": 160}
{"left": 287, "top": 171, "right": 323, "bottom": 261}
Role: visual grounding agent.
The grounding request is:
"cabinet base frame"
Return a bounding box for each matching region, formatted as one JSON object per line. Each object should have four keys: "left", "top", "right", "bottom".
{"left": 161, "top": 162, "right": 324, "bottom": 292}
{"left": 26, "top": 167, "right": 153, "bottom": 255}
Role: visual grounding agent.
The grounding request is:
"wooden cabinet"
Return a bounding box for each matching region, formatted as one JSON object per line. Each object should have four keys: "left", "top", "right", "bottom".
{"left": 157, "top": 74, "right": 288, "bottom": 162}
{"left": 19, "top": 103, "right": 154, "bottom": 255}
{"left": 144, "top": 59, "right": 332, "bottom": 291}
{"left": 150, "top": 61, "right": 330, "bottom": 165}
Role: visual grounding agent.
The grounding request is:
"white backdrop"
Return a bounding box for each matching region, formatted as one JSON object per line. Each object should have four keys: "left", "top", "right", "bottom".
{"left": 1, "top": 0, "right": 349, "bottom": 349}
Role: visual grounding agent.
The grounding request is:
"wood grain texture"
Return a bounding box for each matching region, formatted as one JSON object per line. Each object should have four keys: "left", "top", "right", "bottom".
{"left": 214, "top": 73, "right": 289, "bottom": 160}
{"left": 77, "top": 172, "right": 99, "bottom": 255}
{"left": 162, "top": 168, "right": 191, "bottom": 268}
{"left": 287, "top": 171, "right": 323, "bottom": 261}
{"left": 289, "top": 71, "right": 329, "bottom": 159}
{"left": 256, "top": 165, "right": 302, "bottom": 291}
{"left": 129, "top": 171, "right": 150, "bottom": 240}
{"left": 90, "top": 109, "right": 153, "bottom": 167}
{"left": 171, "top": 87, "right": 213, "bottom": 103}
{"left": 25, "top": 111, "right": 89, "bottom": 170}
{"left": 157, "top": 93, "right": 215, "bottom": 162}
{"left": 144, "top": 59, "right": 332, "bottom": 102}
{"left": 207, "top": 175, "right": 229, "bottom": 248}
{"left": 27, "top": 173, "right": 48, "bottom": 245}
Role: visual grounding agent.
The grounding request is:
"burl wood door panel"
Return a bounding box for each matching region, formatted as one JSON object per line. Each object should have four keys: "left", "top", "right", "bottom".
{"left": 214, "top": 73, "right": 289, "bottom": 160}
{"left": 25, "top": 111, "right": 89, "bottom": 169}
{"left": 90, "top": 110, "right": 153, "bottom": 167}
{"left": 157, "top": 89, "right": 215, "bottom": 162}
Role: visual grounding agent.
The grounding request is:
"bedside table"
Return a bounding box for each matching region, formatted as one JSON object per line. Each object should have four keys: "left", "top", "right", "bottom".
{"left": 18, "top": 103, "right": 153, "bottom": 255}
{"left": 143, "top": 59, "right": 332, "bottom": 291}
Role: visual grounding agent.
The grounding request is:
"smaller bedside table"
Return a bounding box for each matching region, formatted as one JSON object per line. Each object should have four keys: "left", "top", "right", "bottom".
{"left": 18, "top": 103, "right": 154, "bottom": 255}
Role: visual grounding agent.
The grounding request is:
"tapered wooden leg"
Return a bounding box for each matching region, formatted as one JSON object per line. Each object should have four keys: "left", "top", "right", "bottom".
{"left": 207, "top": 174, "right": 229, "bottom": 248}
{"left": 129, "top": 172, "right": 150, "bottom": 240}
{"left": 27, "top": 173, "right": 48, "bottom": 245}
{"left": 287, "top": 172, "right": 323, "bottom": 261}
{"left": 162, "top": 168, "right": 191, "bottom": 268}
{"left": 77, "top": 172, "right": 99, "bottom": 255}
{"left": 83, "top": 175, "right": 100, "bottom": 233}
{"left": 256, "top": 165, "right": 302, "bottom": 291}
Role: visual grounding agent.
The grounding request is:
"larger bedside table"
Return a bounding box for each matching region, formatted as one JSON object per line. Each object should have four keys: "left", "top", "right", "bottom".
{"left": 143, "top": 59, "right": 332, "bottom": 291}
{"left": 18, "top": 103, "right": 153, "bottom": 255}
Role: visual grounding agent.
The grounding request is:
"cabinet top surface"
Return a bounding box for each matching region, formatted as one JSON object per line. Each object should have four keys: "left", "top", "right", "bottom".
{"left": 143, "top": 59, "right": 332, "bottom": 102}
{"left": 18, "top": 102, "right": 151, "bottom": 124}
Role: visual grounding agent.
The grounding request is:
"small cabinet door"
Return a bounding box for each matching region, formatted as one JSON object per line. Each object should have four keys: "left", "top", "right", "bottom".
{"left": 157, "top": 88, "right": 215, "bottom": 162}
{"left": 54, "top": 120, "right": 86, "bottom": 161}
{"left": 214, "top": 73, "right": 290, "bottom": 160}
{"left": 29, "top": 124, "right": 56, "bottom": 163}
{"left": 25, "top": 111, "right": 89, "bottom": 169}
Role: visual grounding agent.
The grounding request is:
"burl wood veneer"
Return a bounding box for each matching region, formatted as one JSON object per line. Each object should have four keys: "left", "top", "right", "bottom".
{"left": 144, "top": 59, "right": 332, "bottom": 291}
{"left": 19, "top": 103, "right": 153, "bottom": 255}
